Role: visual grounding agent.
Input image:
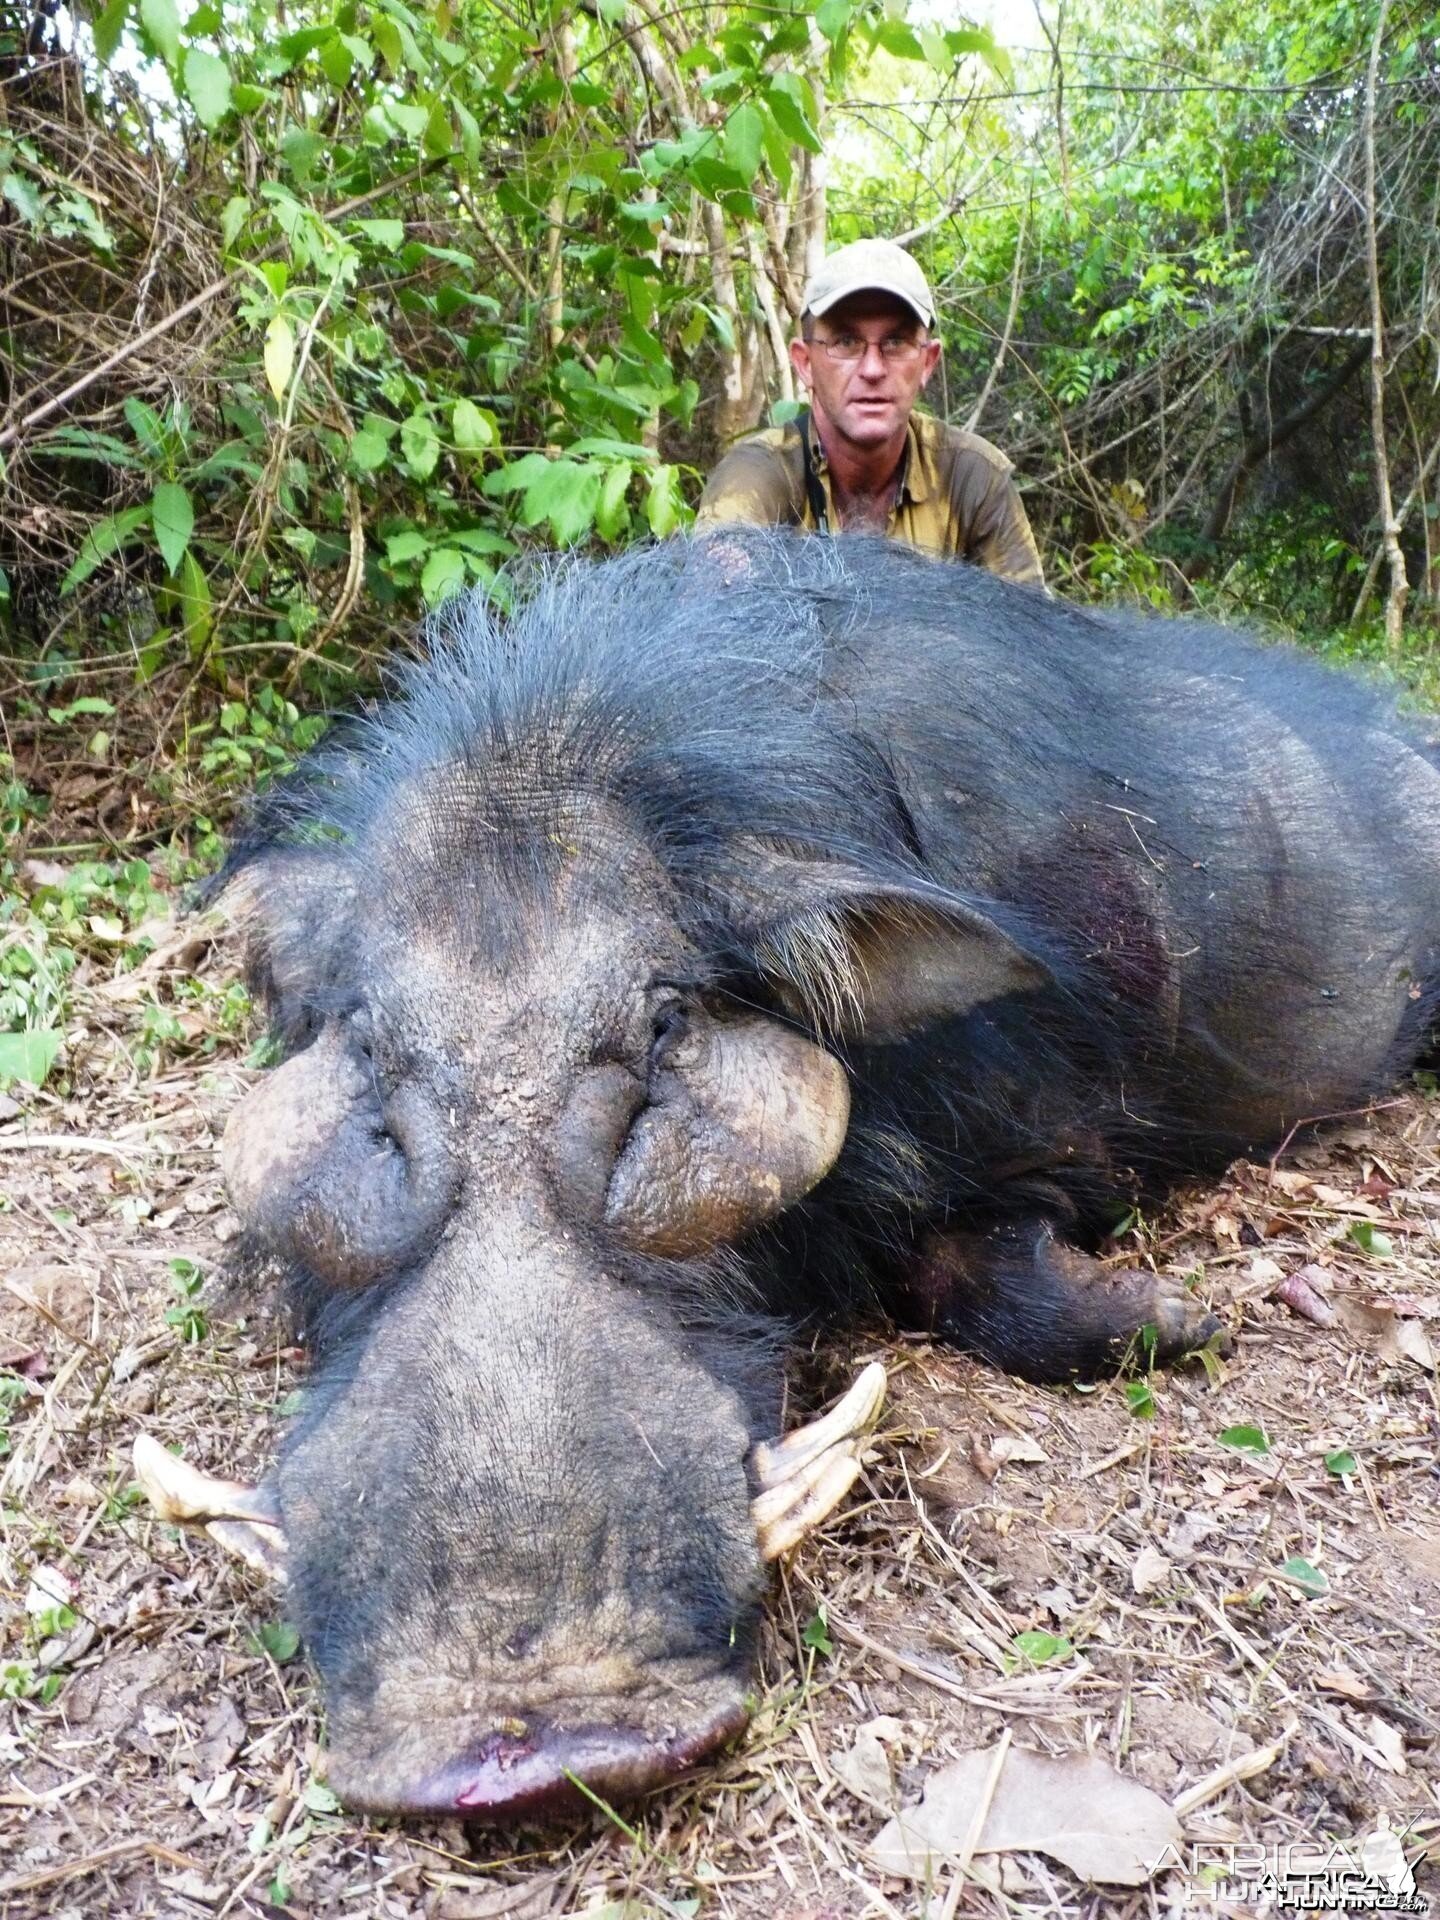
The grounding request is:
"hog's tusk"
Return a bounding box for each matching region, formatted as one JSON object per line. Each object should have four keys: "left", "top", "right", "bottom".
{"left": 752, "top": 1361, "right": 887, "bottom": 1487}
{"left": 133, "top": 1434, "right": 289, "bottom": 1584}
{"left": 751, "top": 1361, "right": 886, "bottom": 1561}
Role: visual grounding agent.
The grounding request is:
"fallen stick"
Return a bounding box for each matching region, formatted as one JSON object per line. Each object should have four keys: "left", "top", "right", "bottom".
{"left": 1173, "top": 1721, "right": 1296, "bottom": 1819}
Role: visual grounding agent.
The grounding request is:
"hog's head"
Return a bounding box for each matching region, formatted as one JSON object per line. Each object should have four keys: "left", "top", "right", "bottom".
{"left": 138, "top": 544, "right": 1048, "bottom": 1821}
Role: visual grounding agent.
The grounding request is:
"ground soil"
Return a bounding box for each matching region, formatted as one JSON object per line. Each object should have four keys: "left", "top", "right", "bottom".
{"left": 2, "top": 928, "right": 1438, "bottom": 1919}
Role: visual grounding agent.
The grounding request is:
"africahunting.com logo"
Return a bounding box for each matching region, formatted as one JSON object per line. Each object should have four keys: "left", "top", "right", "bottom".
{"left": 1155, "top": 1823, "right": 1431, "bottom": 1912}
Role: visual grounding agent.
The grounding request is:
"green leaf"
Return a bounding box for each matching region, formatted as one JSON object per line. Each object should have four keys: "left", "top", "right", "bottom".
{"left": 482, "top": 452, "right": 551, "bottom": 499}
{"left": 766, "top": 75, "right": 823, "bottom": 153}
{"left": 594, "top": 461, "right": 632, "bottom": 543}
{"left": 700, "top": 302, "right": 736, "bottom": 353}
{"left": 523, "top": 459, "right": 602, "bottom": 546}
{"left": 699, "top": 66, "right": 747, "bottom": 102}
{"left": 302, "top": 1779, "right": 341, "bottom": 1814}
{"left": 1218, "top": 1423, "right": 1271, "bottom": 1458}
{"left": 384, "top": 99, "right": 429, "bottom": 139}
{"left": 1124, "top": 1378, "right": 1156, "bottom": 1419}
{"left": 815, "top": 0, "right": 854, "bottom": 42}
{"left": 60, "top": 506, "right": 150, "bottom": 593}
{"left": 445, "top": 526, "right": 514, "bottom": 558}
{"left": 150, "top": 482, "right": 194, "bottom": 575}
{"left": 372, "top": 15, "right": 402, "bottom": 74}
{"left": 0, "top": 1030, "right": 62, "bottom": 1089}
{"left": 352, "top": 217, "right": 405, "bottom": 250}
{"left": 138, "top": 0, "right": 180, "bottom": 65}
{"left": 220, "top": 194, "right": 248, "bottom": 249}
{"left": 253, "top": 1619, "right": 300, "bottom": 1663}
{"left": 644, "top": 463, "right": 685, "bottom": 538}
{"left": 348, "top": 427, "right": 389, "bottom": 473}
{"left": 280, "top": 126, "right": 323, "bottom": 184}
{"left": 183, "top": 47, "right": 232, "bottom": 129}
{"left": 384, "top": 529, "right": 430, "bottom": 567}
{"left": 451, "top": 398, "right": 496, "bottom": 454}
{"left": 93, "top": 0, "right": 130, "bottom": 63}
{"left": 40, "top": 427, "right": 141, "bottom": 469}
{"left": 454, "top": 98, "right": 481, "bottom": 166}
{"left": 47, "top": 695, "right": 114, "bottom": 722}
{"left": 122, "top": 397, "right": 168, "bottom": 461}
{"left": 1324, "top": 1448, "right": 1358, "bottom": 1477}
{"left": 420, "top": 548, "right": 467, "bottom": 605}
{"left": 1, "top": 170, "right": 42, "bottom": 227}
{"left": 277, "top": 24, "right": 333, "bottom": 64}
{"left": 1347, "top": 1219, "right": 1394, "bottom": 1258}
{"left": 264, "top": 314, "right": 295, "bottom": 403}
{"left": 192, "top": 442, "right": 261, "bottom": 483}
{"left": 568, "top": 436, "right": 656, "bottom": 463}
{"left": 423, "top": 99, "right": 452, "bottom": 158}
{"left": 318, "top": 33, "right": 354, "bottom": 88}
{"left": 874, "top": 17, "right": 925, "bottom": 60}
{"left": 947, "top": 24, "right": 1012, "bottom": 84}
{"left": 758, "top": 98, "right": 792, "bottom": 193}
{"left": 723, "top": 102, "right": 765, "bottom": 183}
{"left": 1278, "top": 1555, "right": 1329, "bottom": 1597}
{"left": 1012, "top": 1630, "right": 1072, "bottom": 1666}
{"left": 800, "top": 1609, "right": 832, "bottom": 1655}
{"left": 399, "top": 412, "right": 441, "bottom": 480}
{"left": 175, "top": 549, "right": 212, "bottom": 658}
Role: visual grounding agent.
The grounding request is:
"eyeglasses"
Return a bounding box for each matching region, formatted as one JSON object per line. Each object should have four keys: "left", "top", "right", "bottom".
{"left": 809, "top": 333, "right": 926, "bottom": 363}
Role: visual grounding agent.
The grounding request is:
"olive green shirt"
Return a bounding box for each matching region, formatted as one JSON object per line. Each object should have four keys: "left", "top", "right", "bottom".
{"left": 696, "top": 409, "right": 1045, "bottom": 588}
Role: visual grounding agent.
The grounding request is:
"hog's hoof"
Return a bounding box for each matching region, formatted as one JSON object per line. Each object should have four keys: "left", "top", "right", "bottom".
{"left": 898, "top": 1218, "right": 1230, "bottom": 1383}
{"left": 1119, "top": 1267, "right": 1229, "bottom": 1366}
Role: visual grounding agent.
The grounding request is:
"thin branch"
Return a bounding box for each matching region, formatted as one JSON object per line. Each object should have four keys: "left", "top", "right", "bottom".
{"left": 1362, "top": 0, "right": 1409, "bottom": 647}
{"left": 965, "top": 195, "right": 1030, "bottom": 434}
{"left": 1195, "top": 340, "right": 1371, "bottom": 557}
{"left": 0, "top": 158, "right": 453, "bottom": 454}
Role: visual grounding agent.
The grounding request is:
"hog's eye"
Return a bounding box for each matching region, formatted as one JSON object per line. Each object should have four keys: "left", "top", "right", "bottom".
{"left": 649, "top": 1001, "right": 689, "bottom": 1073}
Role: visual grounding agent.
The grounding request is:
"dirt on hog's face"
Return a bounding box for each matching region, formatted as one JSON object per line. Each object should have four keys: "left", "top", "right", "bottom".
{"left": 217, "top": 829, "right": 851, "bottom": 1819}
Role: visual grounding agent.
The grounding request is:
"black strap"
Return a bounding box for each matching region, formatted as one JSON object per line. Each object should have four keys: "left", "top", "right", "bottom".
{"left": 798, "top": 408, "right": 831, "bottom": 533}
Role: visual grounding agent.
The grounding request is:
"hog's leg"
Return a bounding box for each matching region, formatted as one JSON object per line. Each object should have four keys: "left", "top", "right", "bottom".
{"left": 898, "top": 1217, "right": 1224, "bottom": 1382}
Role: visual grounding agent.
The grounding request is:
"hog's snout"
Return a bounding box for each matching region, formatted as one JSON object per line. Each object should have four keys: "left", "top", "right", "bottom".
{"left": 323, "top": 1690, "right": 752, "bottom": 1821}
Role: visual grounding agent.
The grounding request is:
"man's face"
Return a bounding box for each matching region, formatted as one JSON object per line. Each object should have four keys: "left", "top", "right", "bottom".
{"left": 790, "top": 291, "right": 942, "bottom": 454}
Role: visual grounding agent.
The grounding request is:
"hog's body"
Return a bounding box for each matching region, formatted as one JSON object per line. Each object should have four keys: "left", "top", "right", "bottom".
{"left": 201, "top": 532, "right": 1440, "bottom": 1820}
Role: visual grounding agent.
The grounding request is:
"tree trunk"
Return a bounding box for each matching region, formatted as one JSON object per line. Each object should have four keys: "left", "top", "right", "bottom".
{"left": 1362, "top": 0, "right": 1409, "bottom": 649}
{"left": 543, "top": 16, "right": 576, "bottom": 359}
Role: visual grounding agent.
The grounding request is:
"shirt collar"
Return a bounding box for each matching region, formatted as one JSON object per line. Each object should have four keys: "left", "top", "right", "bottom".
{"left": 805, "top": 411, "right": 931, "bottom": 506}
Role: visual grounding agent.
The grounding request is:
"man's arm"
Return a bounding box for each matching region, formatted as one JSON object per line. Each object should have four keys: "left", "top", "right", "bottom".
{"left": 954, "top": 449, "right": 1046, "bottom": 588}
{"left": 696, "top": 439, "right": 803, "bottom": 530}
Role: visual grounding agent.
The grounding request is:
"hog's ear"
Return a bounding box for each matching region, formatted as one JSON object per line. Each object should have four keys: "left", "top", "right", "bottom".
{"left": 745, "top": 863, "right": 1051, "bottom": 1044}
{"left": 215, "top": 848, "right": 357, "bottom": 1037}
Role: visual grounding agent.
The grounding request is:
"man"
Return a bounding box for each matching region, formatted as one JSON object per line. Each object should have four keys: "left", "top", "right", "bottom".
{"left": 697, "top": 238, "right": 1044, "bottom": 587}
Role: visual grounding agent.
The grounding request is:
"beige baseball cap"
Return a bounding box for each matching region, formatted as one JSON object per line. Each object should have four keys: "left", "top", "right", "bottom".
{"left": 802, "top": 238, "right": 936, "bottom": 329}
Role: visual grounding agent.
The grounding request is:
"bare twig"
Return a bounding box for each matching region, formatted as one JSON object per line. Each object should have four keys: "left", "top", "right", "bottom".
{"left": 1362, "top": 0, "right": 1409, "bottom": 647}
{"left": 965, "top": 194, "right": 1029, "bottom": 433}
